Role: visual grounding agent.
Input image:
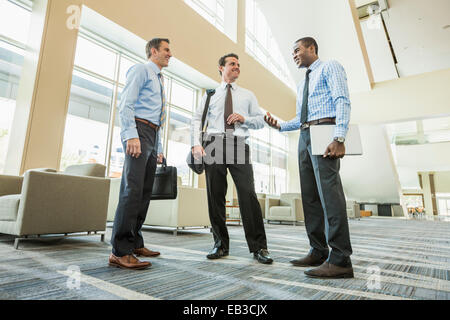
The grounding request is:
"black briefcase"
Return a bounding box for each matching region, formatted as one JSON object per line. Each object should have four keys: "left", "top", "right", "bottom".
{"left": 151, "top": 159, "right": 178, "bottom": 200}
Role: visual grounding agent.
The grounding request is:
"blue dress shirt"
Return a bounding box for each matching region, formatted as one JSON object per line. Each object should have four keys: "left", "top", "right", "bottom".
{"left": 118, "top": 60, "right": 165, "bottom": 153}
{"left": 280, "top": 59, "right": 351, "bottom": 138}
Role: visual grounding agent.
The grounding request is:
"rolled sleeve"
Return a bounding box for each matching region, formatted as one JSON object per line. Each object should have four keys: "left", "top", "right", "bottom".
{"left": 118, "top": 64, "right": 147, "bottom": 142}
{"left": 280, "top": 115, "right": 301, "bottom": 132}
{"left": 191, "top": 93, "right": 206, "bottom": 147}
{"left": 241, "top": 92, "right": 265, "bottom": 130}
{"left": 325, "top": 61, "right": 351, "bottom": 138}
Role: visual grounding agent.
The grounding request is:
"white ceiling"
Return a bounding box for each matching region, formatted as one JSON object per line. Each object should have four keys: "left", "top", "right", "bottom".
{"left": 383, "top": 0, "right": 450, "bottom": 77}
{"left": 256, "top": 0, "right": 450, "bottom": 92}
{"left": 256, "top": 0, "right": 372, "bottom": 93}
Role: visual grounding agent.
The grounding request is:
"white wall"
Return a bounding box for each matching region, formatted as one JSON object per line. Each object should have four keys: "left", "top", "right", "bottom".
{"left": 285, "top": 124, "right": 402, "bottom": 204}
{"left": 395, "top": 141, "right": 450, "bottom": 172}
{"left": 383, "top": 0, "right": 450, "bottom": 77}
{"left": 360, "top": 16, "right": 398, "bottom": 82}
{"left": 435, "top": 172, "right": 450, "bottom": 194}
{"left": 340, "top": 124, "right": 402, "bottom": 203}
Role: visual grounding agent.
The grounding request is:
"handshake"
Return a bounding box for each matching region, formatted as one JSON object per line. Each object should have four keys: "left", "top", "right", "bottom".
{"left": 264, "top": 112, "right": 280, "bottom": 130}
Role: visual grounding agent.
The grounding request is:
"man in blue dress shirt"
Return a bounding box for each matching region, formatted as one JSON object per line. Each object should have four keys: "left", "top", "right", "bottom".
{"left": 109, "top": 38, "right": 171, "bottom": 270}
{"left": 265, "top": 37, "right": 354, "bottom": 278}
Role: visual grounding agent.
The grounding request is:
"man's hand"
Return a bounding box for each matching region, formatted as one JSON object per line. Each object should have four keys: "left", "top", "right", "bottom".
{"left": 192, "top": 145, "right": 206, "bottom": 160}
{"left": 264, "top": 112, "right": 280, "bottom": 130}
{"left": 227, "top": 113, "right": 245, "bottom": 125}
{"left": 323, "top": 141, "right": 345, "bottom": 159}
{"left": 126, "top": 138, "right": 141, "bottom": 158}
{"left": 157, "top": 153, "right": 165, "bottom": 164}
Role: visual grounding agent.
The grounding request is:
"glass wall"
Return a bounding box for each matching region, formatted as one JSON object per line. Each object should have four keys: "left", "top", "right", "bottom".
{"left": 245, "top": 0, "right": 296, "bottom": 92}
{"left": 184, "top": 0, "right": 225, "bottom": 33}
{"left": 60, "top": 30, "right": 201, "bottom": 185}
{"left": 249, "top": 122, "right": 288, "bottom": 195}
{"left": 0, "top": 0, "right": 33, "bottom": 173}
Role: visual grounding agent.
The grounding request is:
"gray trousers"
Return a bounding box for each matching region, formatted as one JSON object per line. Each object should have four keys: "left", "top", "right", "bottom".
{"left": 299, "top": 126, "right": 353, "bottom": 267}
{"left": 111, "top": 121, "right": 158, "bottom": 257}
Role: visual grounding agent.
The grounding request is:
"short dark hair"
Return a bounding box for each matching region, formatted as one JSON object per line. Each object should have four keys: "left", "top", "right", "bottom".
{"left": 218, "top": 53, "right": 239, "bottom": 76}
{"left": 146, "top": 38, "right": 170, "bottom": 59}
{"left": 295, "top": 37, "right": 318, "bottom": 55}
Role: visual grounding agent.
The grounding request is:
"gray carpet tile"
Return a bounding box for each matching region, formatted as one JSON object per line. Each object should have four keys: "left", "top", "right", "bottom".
{"left": 0, "top": 217, "right": 449, "bottom": 300}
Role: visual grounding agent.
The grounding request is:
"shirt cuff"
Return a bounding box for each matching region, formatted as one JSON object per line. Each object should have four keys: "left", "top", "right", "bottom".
{"left": 334, "top": 126, "right": 348, "bottom": 139}
{"left": 121, "top": 127, "right": 139, "bottom": 142}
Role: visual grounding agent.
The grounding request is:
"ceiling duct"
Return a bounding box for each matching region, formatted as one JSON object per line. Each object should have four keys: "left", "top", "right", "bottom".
{"left": 357, "top": 0, "right": 389, "bottom": 19}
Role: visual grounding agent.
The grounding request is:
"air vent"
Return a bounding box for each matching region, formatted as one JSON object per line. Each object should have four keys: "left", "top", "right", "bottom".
{"left": 357, "top": 0, "right": 389, "bottom": 19}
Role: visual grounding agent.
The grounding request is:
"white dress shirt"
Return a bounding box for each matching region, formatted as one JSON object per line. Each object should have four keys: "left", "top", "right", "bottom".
{"left": 191, "top": 82, "right": 265, "bottom": 146}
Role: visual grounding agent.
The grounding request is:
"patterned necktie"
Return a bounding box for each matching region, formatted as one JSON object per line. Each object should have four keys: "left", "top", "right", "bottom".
{"left": 159, "top": 73, "right": 166, "bottom": 127}
{"left": 224, "top": 83, "right": 234, "bottom": 131}
{"left": 300, "top": 69, "right": 312, "bottom": 125}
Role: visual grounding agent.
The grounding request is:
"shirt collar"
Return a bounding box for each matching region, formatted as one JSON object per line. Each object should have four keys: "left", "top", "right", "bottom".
{"left": 220, "top": 81, "right": 238, "bottom": 91}
{"left": 308, "top": 58, "right": 321, "bottom": 72}
{"left": 146, "top": 60, "right": 162, "bottom": 76}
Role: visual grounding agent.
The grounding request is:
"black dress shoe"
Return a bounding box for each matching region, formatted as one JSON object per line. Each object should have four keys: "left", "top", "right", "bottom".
{"left": 206, "top": 247, "right": 229, "bottom": 259}
{"left": 253, "top": 249, "right": 273, "bottom": 264}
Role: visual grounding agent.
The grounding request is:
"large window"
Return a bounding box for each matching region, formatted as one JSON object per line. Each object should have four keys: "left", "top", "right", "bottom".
{"left": 437, "top": 194, "right": 450, "bottom": 216}
{"left": 250, "top": 121, "right": 289, "bottom": 195}
{"left": 184, "top": 0, "right": 225, "bottom": 33}
{"left": 0, "top": 0, "right": 33, "bottom": 173}
{"left": 245, "top": 0, "right": 295, "bottom": 92}
{"left": 61, "top": 29, "right": 201, "bottom": 185}
{"left": 183, "top": 0, "right": 237, "bottom": 42}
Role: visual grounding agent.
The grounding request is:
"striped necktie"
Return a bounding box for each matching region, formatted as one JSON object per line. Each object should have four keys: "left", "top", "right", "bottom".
{"left": 158, "top": 73, "right": 166, "bottom": 127}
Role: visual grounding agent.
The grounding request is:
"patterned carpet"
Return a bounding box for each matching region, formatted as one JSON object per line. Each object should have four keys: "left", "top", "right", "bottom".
{"left": 0, "top": 217, "right": 449, "bottom": 300}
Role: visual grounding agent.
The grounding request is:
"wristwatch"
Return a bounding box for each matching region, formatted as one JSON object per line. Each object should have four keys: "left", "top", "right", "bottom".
{"left": 334, "top": 137, "right": 345, "bottom": 143}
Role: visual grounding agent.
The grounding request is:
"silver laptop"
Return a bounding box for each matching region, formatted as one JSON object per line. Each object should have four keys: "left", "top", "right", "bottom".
{"left": 310, "top": 125, "right": 363, "bottom": 156}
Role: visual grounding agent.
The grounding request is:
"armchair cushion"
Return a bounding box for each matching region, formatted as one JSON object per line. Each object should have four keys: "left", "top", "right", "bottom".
{"left": 269, "top": 206, "right": 291, "bottom": 217}
{"left": 64, "top": 163, "right": 106, "bottom": 177}
{"left": 0, "top": 194, "right": 20, "bottom": 221}
{"left": 0, "top": 175, "right": 23, "bottom": 197}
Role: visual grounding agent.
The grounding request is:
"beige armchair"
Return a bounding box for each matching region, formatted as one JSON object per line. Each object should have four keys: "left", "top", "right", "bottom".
{"left": 226, "top": 194, "right": 267, "bottom": 223}
{"left": 108, "top": 177, "right": 210, "bottom": 235}
{"left": 346, "top": 200, "right": 361, "bottom": 219}
{"left": 266, "top": 193, "right": 304, "bottom": 226}
{"left": 0, "top": 164, "right": 110, "bottom": 249}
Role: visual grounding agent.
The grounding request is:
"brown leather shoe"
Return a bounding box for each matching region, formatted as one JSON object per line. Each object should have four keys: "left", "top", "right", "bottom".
{"left": 134, "top": 247, "right": 161, "bottom": 257}
{"left": 290, "top": 254, "right": 327, "bottom": 267}
{"left": 304, "top": 262, "right": 354, "bottom": 279}
{"left": 108, "top": 254, "right": 151, "bottom": 270}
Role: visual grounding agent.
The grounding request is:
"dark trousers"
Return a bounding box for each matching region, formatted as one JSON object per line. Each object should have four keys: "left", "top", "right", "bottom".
{"left": 298, "top": 126, "right": 353, "bottom": 267}
{"left": 111, "top": 121, "right": 158, "bottom": 257}
{"left": 204, "top": 136, "right": 268, "bottom": 253}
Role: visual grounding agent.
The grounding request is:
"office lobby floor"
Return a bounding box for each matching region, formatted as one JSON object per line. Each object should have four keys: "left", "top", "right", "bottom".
{"left": 0, "top": 217, "right": 449, "bottom": 300}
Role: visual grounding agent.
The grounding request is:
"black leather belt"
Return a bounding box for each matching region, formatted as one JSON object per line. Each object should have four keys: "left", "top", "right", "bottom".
{"left": 300, "top": 117, "right": 336, "bottom": 130}
{"left": 135, "top": 118, "right": 159, "bottom": 130}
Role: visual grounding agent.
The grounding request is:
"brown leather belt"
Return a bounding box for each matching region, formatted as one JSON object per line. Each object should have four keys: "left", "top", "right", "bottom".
{"left": 135, "top": 118, "right": 159, "bottom": 130}
{"left": 301, "top": 117, "right": 336, "bottom": 130}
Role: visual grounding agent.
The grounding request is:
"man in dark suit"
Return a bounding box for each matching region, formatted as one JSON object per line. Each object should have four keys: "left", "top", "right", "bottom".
{"left": 265, "top": 37, "right": 354, "bottom": 278}
{"left": 191, "top": 53, "right": 273, "bottom": 264}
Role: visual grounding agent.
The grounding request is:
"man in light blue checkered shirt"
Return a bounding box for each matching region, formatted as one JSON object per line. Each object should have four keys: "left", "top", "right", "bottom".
{"left": 265, "top": 37, "right": 354, "bottom": 279}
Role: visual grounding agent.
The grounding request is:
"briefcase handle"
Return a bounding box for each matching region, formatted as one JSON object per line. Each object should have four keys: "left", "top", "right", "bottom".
{"left": 158, "top": 158, "right": 167, "bottom": 168}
